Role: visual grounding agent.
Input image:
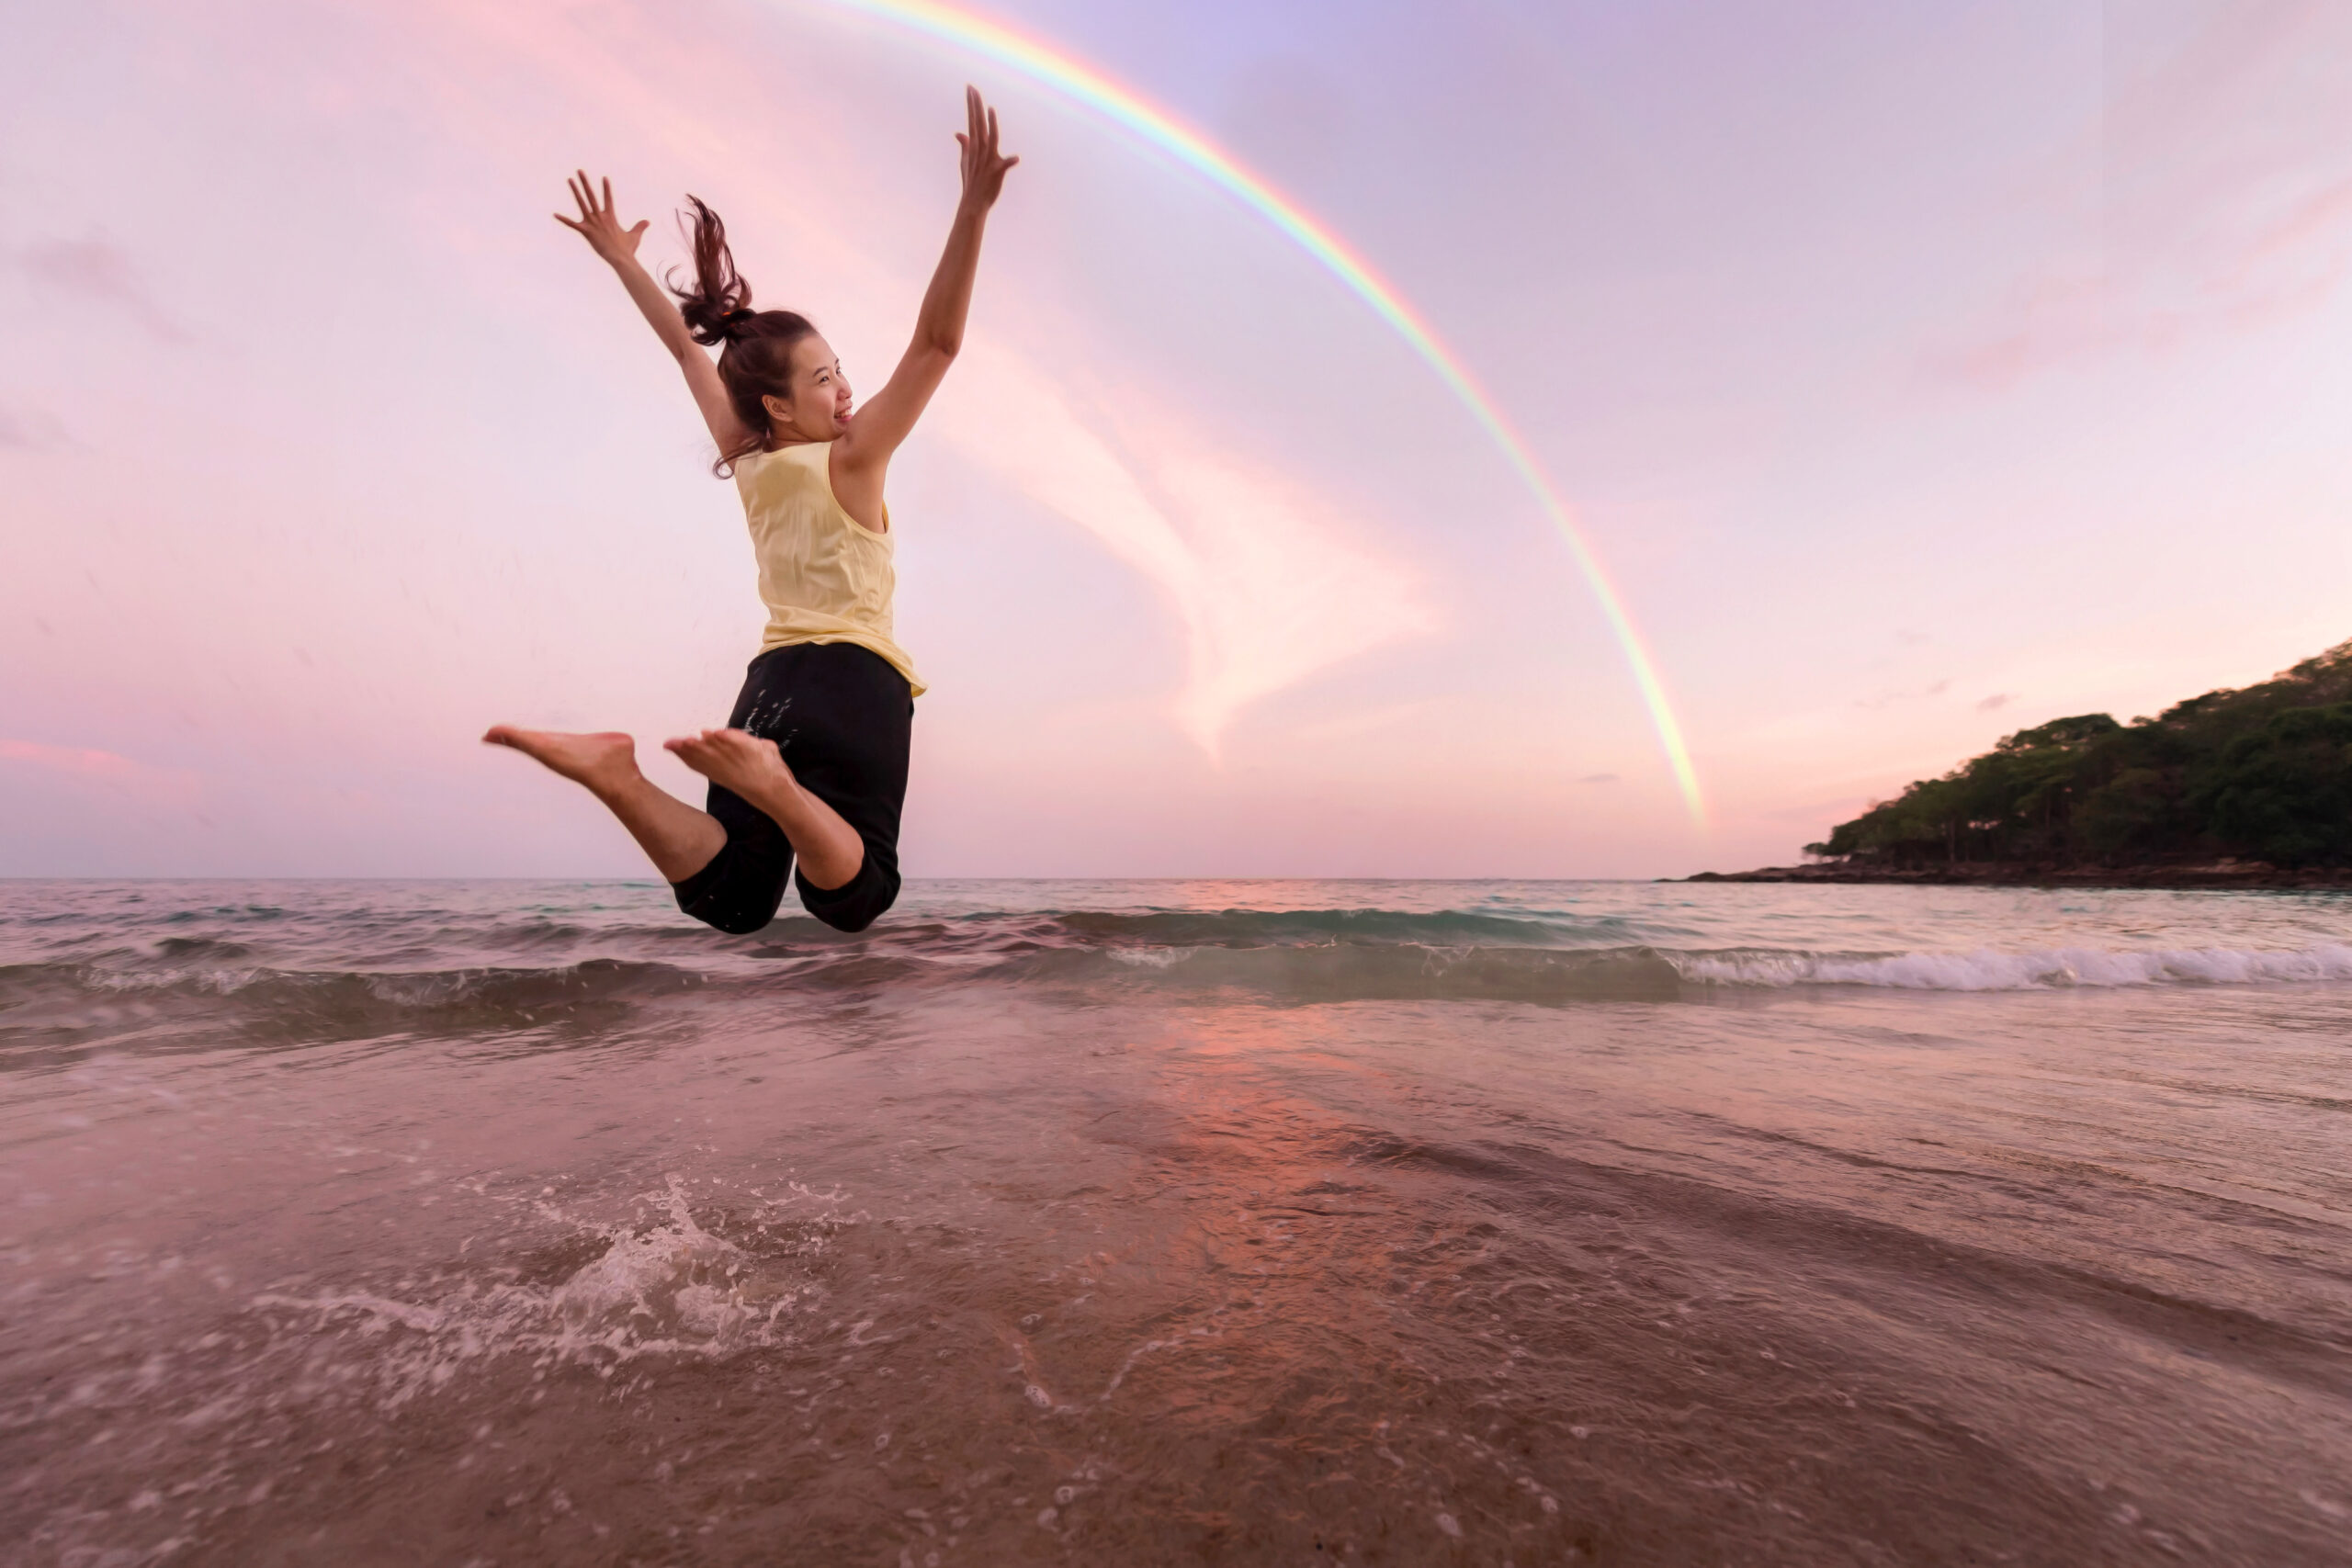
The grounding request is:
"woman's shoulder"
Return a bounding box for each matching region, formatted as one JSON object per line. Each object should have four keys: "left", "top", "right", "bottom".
{"left": 734, "top": 441, "right": 828, "bottom": 487}
{"left": 738, "top": 440, "right": 834, "bottom": 464}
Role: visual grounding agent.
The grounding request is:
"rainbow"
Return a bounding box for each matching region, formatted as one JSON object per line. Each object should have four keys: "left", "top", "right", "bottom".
{"left": 810, "top": 0, "right": 1706, "bottom": 822}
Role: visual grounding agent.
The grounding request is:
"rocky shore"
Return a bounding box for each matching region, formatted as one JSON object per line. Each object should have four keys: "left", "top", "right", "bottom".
{"left": 1681, "top": 860, "right": 2352, "bottom": 891}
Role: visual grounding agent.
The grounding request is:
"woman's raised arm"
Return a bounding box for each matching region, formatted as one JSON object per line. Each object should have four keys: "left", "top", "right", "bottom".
{"left": 831, "top": 89, "right": 1017, "bottom": 513}
{"left": 556, "top": 173, "right": 753, "bottom": 457}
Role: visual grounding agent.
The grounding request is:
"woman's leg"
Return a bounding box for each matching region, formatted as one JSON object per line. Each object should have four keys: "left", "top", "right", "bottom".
{"left": 701, "top": 644, "right": 911, "bottom": 933}
{"left": 663, "top": 728, "right": 865, "bottom": 889}
{"left": 481, "top": 727, "right": 726, "bottom": 883}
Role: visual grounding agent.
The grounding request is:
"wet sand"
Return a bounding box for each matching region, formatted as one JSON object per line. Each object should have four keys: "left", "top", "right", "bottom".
{"left": 4, "top": 880, "right": 2347, "bottom": 1564}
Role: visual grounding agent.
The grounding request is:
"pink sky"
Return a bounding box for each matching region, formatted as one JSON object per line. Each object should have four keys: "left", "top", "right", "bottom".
{"left": 4, "top": 0, "right": 2350, "bottom": 877}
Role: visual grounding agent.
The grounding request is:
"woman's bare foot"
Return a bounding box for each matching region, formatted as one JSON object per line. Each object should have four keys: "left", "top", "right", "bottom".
{"left": 482, "top": 727, "right": 640, "bottom": 797}
{"left": 662, "top": 728, "right": 794, "bottom": 804}
{"left": 665, "top": 728, "right": 867, "bottom": 891}
{"left": 483, "top": 725, "right": 725, "bottom": 883}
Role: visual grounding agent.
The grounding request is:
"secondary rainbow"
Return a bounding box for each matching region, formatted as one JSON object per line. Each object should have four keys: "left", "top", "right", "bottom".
{"left": 811, "top": 0, "right": 1706, "bottom": 822}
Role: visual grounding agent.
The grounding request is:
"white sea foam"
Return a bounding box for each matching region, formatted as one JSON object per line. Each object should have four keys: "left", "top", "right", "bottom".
{"left": 1677, "top": 942, "right": 2352, "bottom": 991}
{"left": 249, "top": 1178, "right": 836, "bottom": 1412}
{"left": 1107, "top": 946, "right": 1190, "bottom": 969}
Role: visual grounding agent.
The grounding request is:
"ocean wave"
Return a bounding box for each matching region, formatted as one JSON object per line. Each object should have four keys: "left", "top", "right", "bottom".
{"left": 1033, "top": 907, "right": 1656, "bottom": 949}
{"left": 1014, "top": 942, "right": 1688, "bottom": 1001}
{"left": 153, "top": 936, "right": 256, "bottom": 961}
{"left": 1675, "top": 942, "right": 2352, "bottom": 990}
{"left": 1006, "top": 938, "right": 2352, "bottom": 998}
{"left": 0, "top": 957, "right": 708, "bottom": 1042}
{"left": 9, "top": 917, "right": 2352, "bottom": 1042}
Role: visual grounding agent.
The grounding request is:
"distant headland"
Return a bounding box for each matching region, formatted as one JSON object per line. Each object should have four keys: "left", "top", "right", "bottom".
{"left": 1688, "top": 638, "right": 2352, "bottom": 891}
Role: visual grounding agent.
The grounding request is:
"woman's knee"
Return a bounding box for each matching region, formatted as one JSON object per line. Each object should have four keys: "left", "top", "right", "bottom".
{"left": 798, "top": 866, "right": 899, "bottom": 933}
{"left": 673, "top": 852, "right": 788, "bottom": 936}
{"left": 700, "top": 905, "right": 777, "bottom": 936}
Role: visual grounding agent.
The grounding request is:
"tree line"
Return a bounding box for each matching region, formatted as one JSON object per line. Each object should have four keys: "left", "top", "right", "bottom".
{"left": 1808, "top": 639, "right": 2352, "bottom": 869}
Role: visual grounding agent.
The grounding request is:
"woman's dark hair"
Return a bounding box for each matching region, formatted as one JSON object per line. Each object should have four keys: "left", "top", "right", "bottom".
{"left": 669, "top": 196, "right": 819, "bottom": 474}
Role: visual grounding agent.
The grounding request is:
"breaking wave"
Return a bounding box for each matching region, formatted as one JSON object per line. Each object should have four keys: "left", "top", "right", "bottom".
{"left": 8, "top": 899, "right": 2352, "bottom": 1051}
{"left": 1678, "top": 942, "right": 2352, "bottom": 990}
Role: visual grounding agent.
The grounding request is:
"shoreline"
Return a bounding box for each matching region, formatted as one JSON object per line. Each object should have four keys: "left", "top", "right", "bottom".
{"left": 1680, "top": 862, "right": 2352, "bottom": 891}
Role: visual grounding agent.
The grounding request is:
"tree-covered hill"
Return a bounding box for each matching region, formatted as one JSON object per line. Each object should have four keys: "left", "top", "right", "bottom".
{"left": 1807, "top": 639, "right": 2352, "bottom": 871}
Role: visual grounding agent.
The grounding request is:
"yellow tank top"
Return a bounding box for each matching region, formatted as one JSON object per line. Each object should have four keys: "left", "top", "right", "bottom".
{"left": 732, "top": 442, "right": 924, "bottom": 696}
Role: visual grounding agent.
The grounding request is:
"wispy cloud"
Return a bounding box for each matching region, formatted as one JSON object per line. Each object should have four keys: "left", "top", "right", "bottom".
{"left": 1855, "top": 678, "right": 1951, "bottom": 711}
{"left": 941, "top": 347, "right": 1433, "bottom": 751}
{"left": 1936, "top": 0, "right": 2352, "bottom": 385}
{"left": 0, "top": 400, "right": 71, "bottom": 451}
{"left": 0, "top": 739, "right": 200, "bottom": 801}
{"left": 17, "top": 234, "right": 190, "bottom": 342}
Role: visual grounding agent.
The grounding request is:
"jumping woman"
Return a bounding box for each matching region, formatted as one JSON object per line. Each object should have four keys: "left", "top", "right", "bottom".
{"left": 485, "top": 88, "right": 1016, "bottom": 934}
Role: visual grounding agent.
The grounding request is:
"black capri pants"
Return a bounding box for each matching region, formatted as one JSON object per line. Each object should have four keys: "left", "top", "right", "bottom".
{"left": 672, "top": 642, "right": 912, "bottom": 935}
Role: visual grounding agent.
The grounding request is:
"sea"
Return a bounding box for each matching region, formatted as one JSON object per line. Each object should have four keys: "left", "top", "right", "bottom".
{"left": 3, "top": 878, "right": 2347, "bottom": 1566}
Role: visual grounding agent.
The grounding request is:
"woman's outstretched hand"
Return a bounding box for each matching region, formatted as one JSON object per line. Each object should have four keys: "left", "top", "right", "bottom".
{"left": 955, "top": 86, "right": 1018, "bottom": 212}
{"left": 555, "top": 172, "right": 650, "bottom": 267}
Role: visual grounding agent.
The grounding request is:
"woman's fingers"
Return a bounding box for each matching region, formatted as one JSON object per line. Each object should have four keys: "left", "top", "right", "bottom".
{"left": 559, "top": 170, "right": 636, "bottom": 235}
{"left": 956, "top": 88, "right": 1014, "bottom": 194}
{"left": 983, "top": 102, "right": 1011, "bottom": 171}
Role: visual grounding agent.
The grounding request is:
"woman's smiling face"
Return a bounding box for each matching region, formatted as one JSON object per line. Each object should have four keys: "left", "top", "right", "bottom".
{"left": 761, "top": 334, "right": 852, "bottom": 444}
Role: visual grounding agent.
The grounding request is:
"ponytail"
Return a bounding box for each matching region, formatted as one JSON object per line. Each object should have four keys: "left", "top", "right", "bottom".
{"left": 667, "top": 196, "right": 820, "bottom": 473}
{"left": 672, "top": 197, "right": 754, "bottom": 345}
